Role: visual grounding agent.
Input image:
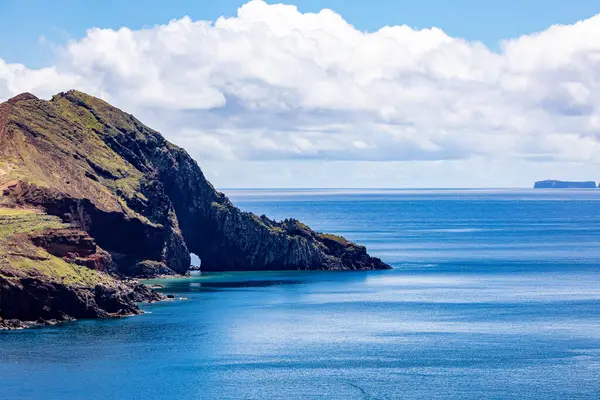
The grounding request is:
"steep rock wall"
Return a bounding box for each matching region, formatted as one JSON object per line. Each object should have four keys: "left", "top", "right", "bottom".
{"left": 1, "top": 91, "right": 391, "bottom": 274}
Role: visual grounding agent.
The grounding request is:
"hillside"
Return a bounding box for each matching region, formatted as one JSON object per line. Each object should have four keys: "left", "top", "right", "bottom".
{"left": 0, "top": 90, "right": 390, "bottom": 327}
{"left": 0, "top": 207, "right": 162, "bottom": 329}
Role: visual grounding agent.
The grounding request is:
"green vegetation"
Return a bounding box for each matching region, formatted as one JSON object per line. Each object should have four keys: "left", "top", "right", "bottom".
{"left": 0, "top": 208, "right": 66, "bottom": 239}
{"left": 0, "top": 207, "right": 114, "bottom": 287}
{"left": 296, "top": 221, "right": 310, "bottom": 230}
{"left": 11, "top": 245, "right": 113, "bottom": 286}
{"left": 1, "top": 90, "right": 147, "bottom": 217}
{"left": 211, "top": 201, "right": 229, "bottom": 211}
{"left": 318, "top": 233, "right": 349, "bottom": 246}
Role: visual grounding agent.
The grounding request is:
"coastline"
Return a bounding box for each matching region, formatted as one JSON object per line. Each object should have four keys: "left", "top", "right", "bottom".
{"left": 0, "top": 279, "right": 166, "bottom": 331}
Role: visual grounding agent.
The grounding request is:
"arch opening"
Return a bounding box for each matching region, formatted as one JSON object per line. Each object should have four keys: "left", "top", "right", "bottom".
{"left": 190, "top": 252, "right": 201, "bottom": 271}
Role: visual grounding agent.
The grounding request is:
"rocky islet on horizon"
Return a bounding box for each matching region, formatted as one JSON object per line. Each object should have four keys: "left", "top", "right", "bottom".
{"left": 534, "top": 180, "right": 598, "bottom": 189}
{"left": 0, "top": 90, "right": 390, "bottom": 329}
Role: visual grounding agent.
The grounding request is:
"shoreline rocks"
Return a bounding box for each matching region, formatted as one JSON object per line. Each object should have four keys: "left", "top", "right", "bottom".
{"left": 0, "top": 276, "right": 165, "bottom": 330}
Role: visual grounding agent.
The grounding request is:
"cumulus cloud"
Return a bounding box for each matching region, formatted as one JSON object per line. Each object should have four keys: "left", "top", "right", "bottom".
{"left": 1, "top": 0, "right": 600, "bottom": 186}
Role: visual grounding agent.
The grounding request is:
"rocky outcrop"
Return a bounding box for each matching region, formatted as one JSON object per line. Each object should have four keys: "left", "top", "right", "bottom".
{"left": 29, "top": 228, "right": 113, "bottom": 272}
{"left": 2, "top": 181, "right": 188, "bottom": 277}
{"left": 1, "top": 90, "right": 390, "bottom": 274}
{"left": 0, "top": 90, "right": 390, "bottom": 327}
{"left": 534, "top": 180, "right": 597, "bottom": 189}
{"left": 0, "top": 211, "right": 165, "bottom": 330}
{"left": 0, "top": 274, "right": 163, "bottom": 330}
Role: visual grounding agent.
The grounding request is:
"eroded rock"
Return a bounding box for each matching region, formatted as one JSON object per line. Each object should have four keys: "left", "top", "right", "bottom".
{"left": 0, "top": 90, "right": 391, "bottom": 327}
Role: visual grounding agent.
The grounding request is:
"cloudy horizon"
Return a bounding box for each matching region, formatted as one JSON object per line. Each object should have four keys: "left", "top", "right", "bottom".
{"left": 2, "top": 0, "right": 600, "bottom": 188}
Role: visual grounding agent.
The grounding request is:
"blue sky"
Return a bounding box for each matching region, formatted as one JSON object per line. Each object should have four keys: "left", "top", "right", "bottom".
{"left": 2, "top": 0, "right": 599, "bottom": 68}
{"left": 1, "top": 1, "right": 600, "bottom": 188}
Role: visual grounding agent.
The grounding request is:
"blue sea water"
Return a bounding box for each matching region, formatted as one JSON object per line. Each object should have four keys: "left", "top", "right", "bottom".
{"left": 2, "top": 188, "right": 600, "bottom": 399}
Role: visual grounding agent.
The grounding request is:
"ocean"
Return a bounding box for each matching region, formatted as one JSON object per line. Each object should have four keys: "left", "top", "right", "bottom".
{"left": 1, "top": 189, "right": 600, "bottom": 399}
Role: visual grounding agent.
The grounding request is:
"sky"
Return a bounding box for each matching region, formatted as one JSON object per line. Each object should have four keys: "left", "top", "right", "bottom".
{"left": 1, "top": 0, "right": 600, "bottom": 188}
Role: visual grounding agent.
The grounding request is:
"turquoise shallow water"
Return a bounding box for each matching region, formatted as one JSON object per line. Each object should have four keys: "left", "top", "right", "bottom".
{"left": 2, "top": 189, "right": 600, "bottom": 399}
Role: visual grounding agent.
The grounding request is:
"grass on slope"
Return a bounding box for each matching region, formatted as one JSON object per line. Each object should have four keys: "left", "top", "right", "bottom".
{"left": 1, "top": 94, "right": 145, "bottom": 215}
{"left": 0, "top": 208, "right": 65, "bottom": 239}
{"left": 0, "top": 207, "right": 114, "bottom": 286}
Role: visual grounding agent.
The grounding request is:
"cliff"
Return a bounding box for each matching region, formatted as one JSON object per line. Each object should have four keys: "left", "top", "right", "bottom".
{"left": 534, "top": 180, "right": 597, "bottom": 189}
{"left": 0, "top": 91, "right": 390, "bottom": 327}
{"left": 0, "top": 207, "right": 163, "bottom": 329}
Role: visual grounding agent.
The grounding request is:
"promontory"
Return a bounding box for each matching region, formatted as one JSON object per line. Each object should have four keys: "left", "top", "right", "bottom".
{"left": 0, "top": 91, "right": 390, "bottom": 329}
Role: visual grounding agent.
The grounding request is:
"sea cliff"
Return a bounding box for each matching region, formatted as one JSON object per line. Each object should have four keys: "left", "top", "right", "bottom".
{"left": 0, "top": 91, "right": 390, "bottom": 328}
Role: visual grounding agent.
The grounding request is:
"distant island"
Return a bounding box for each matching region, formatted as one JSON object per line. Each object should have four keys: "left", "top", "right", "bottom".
{"left": 534, "top": 180, "right": 597, "bottom": 189}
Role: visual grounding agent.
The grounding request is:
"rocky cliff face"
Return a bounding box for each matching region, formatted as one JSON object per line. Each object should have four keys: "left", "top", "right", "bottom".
{"left": 1, "top": 90, "right": 390, "bottom": 275}
{"left": 0, "top": 90, "right": 390, "bottom": 327}
{"left": 0, "top": 207, "right": 163, "bottom": 329}
{"left": 0, "top": 274, "right": 162, "bottom": 329}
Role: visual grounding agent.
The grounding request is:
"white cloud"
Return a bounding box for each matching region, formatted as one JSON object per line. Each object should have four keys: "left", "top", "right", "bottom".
{"left": 1, "top": 0, "right": 600, "bottom": 187}
{"left": 0, "top": 59, "right": 79, "bottom": 100}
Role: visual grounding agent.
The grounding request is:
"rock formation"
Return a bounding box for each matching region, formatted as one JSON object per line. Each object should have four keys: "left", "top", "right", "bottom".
{"left": 0, "top": 207, "right": 163, "bottom": 329}
{"left": 0, "top": 90, "right": 390, "bottom": 327}
{"left": 534, "top": 180, "right": 597, "bottom": 189}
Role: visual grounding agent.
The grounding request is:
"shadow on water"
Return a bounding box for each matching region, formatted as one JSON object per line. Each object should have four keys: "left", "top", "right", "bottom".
{"left": 189, "top": 279, "right": 303, "bottom": 290}
{"left": 145, "top": 269, "right": 376, "bottom": 293}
